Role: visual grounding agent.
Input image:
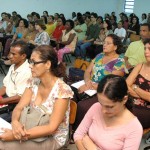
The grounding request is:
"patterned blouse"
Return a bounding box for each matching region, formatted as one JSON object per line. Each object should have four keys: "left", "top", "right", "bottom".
{"left": 27, "top": 78, "right": 74, "bottom": 146}
{"left": 34, "top": 31, "right": 50, "bottom": 45}
{"left": 91, "top": 53, "right": 126, "bottom": 83}
{"left": 133, "top": 74, "right": 150, "bottom": 108}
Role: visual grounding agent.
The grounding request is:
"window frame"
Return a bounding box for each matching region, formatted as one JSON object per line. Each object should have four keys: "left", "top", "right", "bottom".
{"left": 124, "top": 0, "right": 135, "bottom": 13}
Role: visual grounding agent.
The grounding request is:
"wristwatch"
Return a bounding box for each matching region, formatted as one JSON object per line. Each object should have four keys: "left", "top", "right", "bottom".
{"left": 133, "top": 84, "right": 139, "bottom": 91}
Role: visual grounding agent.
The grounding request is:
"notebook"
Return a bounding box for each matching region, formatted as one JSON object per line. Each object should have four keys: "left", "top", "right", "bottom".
{"left": 0, "top": 117, "right": 12, "bottom": 135}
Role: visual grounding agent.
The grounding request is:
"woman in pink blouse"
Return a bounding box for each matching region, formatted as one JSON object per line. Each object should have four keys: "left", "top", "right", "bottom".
{"left": 74, "top": 74, "right": 143, "bottom": 150}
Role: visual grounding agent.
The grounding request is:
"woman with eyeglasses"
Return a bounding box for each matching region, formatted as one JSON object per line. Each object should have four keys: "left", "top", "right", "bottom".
{"left": 74, "top": 75, "right": 142, "bottom": 150}
{"left": 78, "top": 34, "right": 125, "bottom": 94}
{"left": 0, "top": 45, "right": 73, "bottom": 150}
{"left": 73, "top": 34, "right": 126, "bottom": 131}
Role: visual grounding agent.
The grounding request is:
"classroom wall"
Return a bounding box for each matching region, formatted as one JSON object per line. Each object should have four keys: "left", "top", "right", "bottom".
{"left": 0, "top": 0, "right": 118, "bottom": 19}
{"left": 0, "top": 0, "right": 150, "bottom": 20}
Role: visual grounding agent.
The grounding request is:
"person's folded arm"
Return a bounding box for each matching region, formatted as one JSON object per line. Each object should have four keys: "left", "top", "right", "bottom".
{"left": 60, "top": 33, "right": 76, "bottom": 45}
{"left": 0, "top": 95, "right": 21, "bottom": 104}
{"left": 133, "top": 86, "right": 150, "bottom": 102}
{"left": 126, "top": 64, "right": 143, "bottom": 98}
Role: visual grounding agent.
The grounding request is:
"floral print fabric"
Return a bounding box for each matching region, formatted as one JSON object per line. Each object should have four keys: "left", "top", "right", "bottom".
{"left": 91, "top": 53, "right": 126, "bottom": 83}
{"left": 27, "top": 78, "right": 74, "bottom": 146}
{"left": 134, "top": 74, "right": 150, "bottom": 108}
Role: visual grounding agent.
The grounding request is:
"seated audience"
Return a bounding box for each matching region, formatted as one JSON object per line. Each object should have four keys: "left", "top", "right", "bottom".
{"left": 85, "top": 15, "right": 92, "bottom": 28}
{"left": 96, "top": 16, "right": 103, "bottom": 29}
{"left": 74, "top": 16, "right": 87, "bottom": 41}
{"left": 110, "top": 15, "right": 117, "bottom": 32}
{"left": 147, "top": 13, "right": 150, "bottom": 24}
{"left": 23, "top": 21, "right": 37, "bottom": 43}
{"left": 73, "top": 34, "right": 126, "bottom": 130}
{"left": 0, "top": 12, "right": 8, "bottom": 33}
{"left": 54, "top": 13, "right": 60, "bottom": 25}
{"left": 126, "top": 16, "right": 140, "bottom": 44}
{"left": 11, "top": 18, "right": 28, "bottom": 43}
{"left": 43, "top": 10, "right": 49, "bottom": 18}
{"left": 86, "top": 28, "right": 106, "bottom": 59}
{"left": 2, "top": 18, "right": 28, "bottom": 60}
{"left": 103, "top": 20, "right": 113, "bottom": 36}
{"left": 41, "top": 15, "right": 47, "bottom": 24}
{"left": 74, "top": 75, "right": 143, "bottom": 150}
{"left": 0, "top": 41, "right": 33, "bottom": 122}
{"left": 124, "top": 23, "right": 150, "bottom": 71}
{"left": 57, "top": 19, "right": 77, "bottom": 62}
{"left": 32, "top": 12, "right": 40, "bottom": 21}
{"left": 141, "top": 13, "right": 147, "bottom": 24}
{"left": 0, "top": 45, "right": 73, "bottom": 150}
{"left": 122, "top": 14, "right": 129, "bottom": 30}
{"left": 126, "top": 38, "right": 150, "bottom": 129}
{"left": 45, "top": 15, "right": 56, "bottom": 37}
{"left": 29, "top": 19, "right": 50, "bottom": 46}
{"left": 114, "top": 21, "right": 126, "bottom": 42}
{"left": 50, "top": 17, "right": 66, "bottom": 47}
{"left": 75, "top": 13, "right": 100, "bottom": 59}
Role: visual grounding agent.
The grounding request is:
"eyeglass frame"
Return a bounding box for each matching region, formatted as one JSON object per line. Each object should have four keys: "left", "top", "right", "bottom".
{"left": 28, "top": 59, "right": 47, "bottom": 66}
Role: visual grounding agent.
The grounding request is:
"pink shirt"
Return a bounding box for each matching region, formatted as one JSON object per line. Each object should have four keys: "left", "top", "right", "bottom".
{"left": 74, "top": 103, "right": 143, "bottom": 150}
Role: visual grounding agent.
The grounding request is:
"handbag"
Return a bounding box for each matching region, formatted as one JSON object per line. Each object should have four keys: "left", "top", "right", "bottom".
{"left": 74, "top": 58, "right": 90, "bottom": 71}
{"left": 19, "top": 106, "right": 50, "bottom": 142}
{"left": 68, "top": 62, "right": 89, "bottom": 83}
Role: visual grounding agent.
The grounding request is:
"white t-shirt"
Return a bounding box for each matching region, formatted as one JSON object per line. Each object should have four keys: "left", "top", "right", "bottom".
{"left": 114, "top": 27, "right": 126, "bottom": 42}
{"left": 3, "top": 60, "right": 32, "bottom": 97}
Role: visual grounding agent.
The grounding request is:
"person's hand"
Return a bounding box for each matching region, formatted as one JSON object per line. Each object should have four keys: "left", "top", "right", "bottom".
{"left": 82, "top": 135, "right": 98, "bottom": 150}
{"left": 11, "top": 121, "right": 27, "bottom": 140}
{"left": 83, "top": 40, "right": 88, "bottom": 43}
{"left": 0, "top": 128, "right": 14, "bottom": 141}
{"left": 78, "top": 84, "right": 89, "bottom": 93}
{"left": 85, "top": 80, "right": 93, "bottom": 89}
{"left": 128, "top": 87, "right": 140, "bottom": 98}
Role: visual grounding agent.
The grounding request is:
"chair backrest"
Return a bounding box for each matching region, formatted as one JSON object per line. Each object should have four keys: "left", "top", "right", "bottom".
{"left": 69, "top": 100, "right": 77, "bottom": 125}
{"left": 143, "top": 128, "right": 150, "bottom": 135}
{"left": 130, "top": 34, "right": 140, "bottom": 42}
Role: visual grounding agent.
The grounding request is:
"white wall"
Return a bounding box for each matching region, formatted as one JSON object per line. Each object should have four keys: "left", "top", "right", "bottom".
{"left": 1, "top": 0, "right": 118, "bottom": 19}
{"left": 134, "top": 0, "right": 150, "bottom": 21}
{"left": 1, "top": 0, "right": 150, "bottom": 20}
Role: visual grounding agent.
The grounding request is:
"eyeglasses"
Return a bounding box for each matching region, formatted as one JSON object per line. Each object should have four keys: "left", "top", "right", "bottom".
{"left": 28, "top": 59, "right": 46, "bottom": 66}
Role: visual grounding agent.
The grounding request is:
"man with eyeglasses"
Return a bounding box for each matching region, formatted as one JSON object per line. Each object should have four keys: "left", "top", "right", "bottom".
{"left": 0, "top": 41, "right": 33, "bottom": 122}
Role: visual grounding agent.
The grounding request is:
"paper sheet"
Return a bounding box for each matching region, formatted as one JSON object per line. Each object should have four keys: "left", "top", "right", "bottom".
{"left": 71, "top": 80, "right": 97, "bottom": 96}
{"left": 0, "top": 117, "right": 12, "bottom": 135}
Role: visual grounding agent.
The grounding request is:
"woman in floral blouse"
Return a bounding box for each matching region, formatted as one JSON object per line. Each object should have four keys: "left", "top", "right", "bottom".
{"left": 78, "top": 34, "right": 126, "bottom": 93}
{"left": 126, "top": 38, "right": 150, "bottom": 129}
{"left": 0, "top": 45, "right": 73, "bottom": 150}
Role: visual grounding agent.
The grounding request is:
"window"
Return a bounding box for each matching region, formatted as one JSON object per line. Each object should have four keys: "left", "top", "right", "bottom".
{"left": 124, "top": 0, "right": 135, "bottom": 13}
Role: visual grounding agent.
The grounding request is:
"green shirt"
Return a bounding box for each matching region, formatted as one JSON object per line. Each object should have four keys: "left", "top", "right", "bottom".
{"left": 125, "top": 40, "right": 146, "bottom": 66}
